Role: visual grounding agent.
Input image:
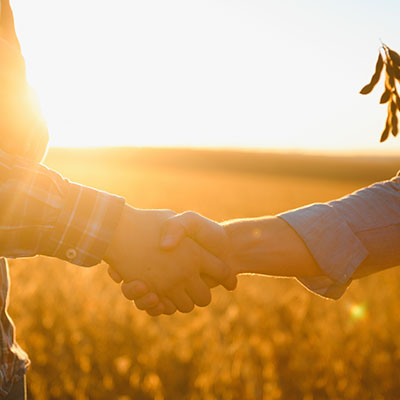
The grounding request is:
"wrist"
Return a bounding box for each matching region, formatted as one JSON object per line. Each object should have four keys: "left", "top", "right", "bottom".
{"left": 104, "top": 204, "right": 134, "bottom": 266}
{"left": 221, "top": 218, "right": 261, "bottom": 275}
{"left": 222, "top": 216, "right": 293, "bottom": 276}
{"left": 222, "top": 216, "right": 322, "bottom": 278}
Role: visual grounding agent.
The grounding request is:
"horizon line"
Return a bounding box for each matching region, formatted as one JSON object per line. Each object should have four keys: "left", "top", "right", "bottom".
{"left": 47, "top": 145, "right": 400, "bottom": 158}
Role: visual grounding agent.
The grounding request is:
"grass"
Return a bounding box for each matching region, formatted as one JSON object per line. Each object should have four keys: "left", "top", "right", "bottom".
{"left": 7, "top": 147, "right": 400, "bottom": 399}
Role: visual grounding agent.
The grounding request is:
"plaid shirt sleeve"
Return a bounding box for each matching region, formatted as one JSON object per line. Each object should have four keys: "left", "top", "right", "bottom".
{"left": 0, "top": 148, "right": 125, "bottom": 266}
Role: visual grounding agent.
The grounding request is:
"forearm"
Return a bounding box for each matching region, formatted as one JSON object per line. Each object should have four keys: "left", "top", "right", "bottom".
{"left": 222, "top": 216, "right": 322, "bottom": 278}
{"left": 0, "top": 149, "right": 125, "bottom": 265}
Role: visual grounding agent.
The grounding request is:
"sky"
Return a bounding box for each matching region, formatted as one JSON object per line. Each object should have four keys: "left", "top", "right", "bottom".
{"left": 12, "top": 0, "right": 400, "bottom": 154}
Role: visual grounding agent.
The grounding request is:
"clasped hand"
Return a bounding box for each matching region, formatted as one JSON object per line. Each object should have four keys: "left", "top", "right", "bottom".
{"left": 104, "top": 206, "right": 236, "bottom": 316}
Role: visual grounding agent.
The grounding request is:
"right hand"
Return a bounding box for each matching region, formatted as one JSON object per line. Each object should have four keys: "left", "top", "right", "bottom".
{"left": 105, "top": 207, "right": 231, "bottom": 314}
{"left": 116, "top": 211, "right": 238, "bottom": 316}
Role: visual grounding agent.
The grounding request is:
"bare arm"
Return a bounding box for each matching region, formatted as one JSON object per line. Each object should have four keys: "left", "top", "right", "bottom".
{"left": 221, "top": 216, "right": 322, "bottom": 278}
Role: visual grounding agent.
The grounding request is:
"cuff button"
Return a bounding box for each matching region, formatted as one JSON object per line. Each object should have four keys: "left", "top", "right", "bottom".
{"left": 66, "top": 248, "right": 77, "bottom": 260}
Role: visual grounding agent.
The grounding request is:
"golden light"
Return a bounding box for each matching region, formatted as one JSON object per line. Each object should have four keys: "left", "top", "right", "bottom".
{"left": 12, "top": 0, "right": 400, "bottom": 153}
{"left": 349, "top": 303, "right": 367, "bottom": 322}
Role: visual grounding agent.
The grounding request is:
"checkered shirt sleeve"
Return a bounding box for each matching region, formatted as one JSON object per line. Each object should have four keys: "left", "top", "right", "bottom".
{"left": 0, "top": 148, "right": 125, "bottom": 266}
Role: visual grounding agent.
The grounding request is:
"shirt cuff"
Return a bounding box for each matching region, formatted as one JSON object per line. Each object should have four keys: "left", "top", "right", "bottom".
{"left": 278, "top": 203, "right": 368, "bottom": 299}
{"left": 296, "top": 276, "right": 352, "bottom": 300}
{"left": 39, "top": 182, "right": 125, "bottom": 267}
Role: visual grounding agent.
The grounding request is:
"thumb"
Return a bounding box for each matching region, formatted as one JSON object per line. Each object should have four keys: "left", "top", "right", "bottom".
{"left": 201, "top": 273, "right": 237, "bottom": 291}
{"left": 160, "top": 211, "right": 227, "bottom": 257}
{"left": 160, "top": 216, "right": 186, "bottom": 249}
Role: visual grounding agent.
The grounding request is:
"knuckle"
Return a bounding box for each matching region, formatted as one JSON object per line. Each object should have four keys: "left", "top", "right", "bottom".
{"left": 182, "top": 211, "right": 200, "bottom": 227}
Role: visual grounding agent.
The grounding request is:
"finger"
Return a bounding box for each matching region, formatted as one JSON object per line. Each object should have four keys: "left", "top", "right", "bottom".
{"left": 201, "top": 274, "right": 219, "bottom": 288}
{"left": 146, "top": 303, "right": 165, "bottom": 317}
{"left": 160, "top": 297, "right": 177, "bottom": 315}
{"left": 107, "top": 266, "right": 123, "bottom": 283}
{"left": 185, "top": 277, "right": 212, "bottom": 307}
{"left": 167, "top": 289, "right": 195, "bottom": 313}
{"left": 121, "top": 280, "right": 150, "bottom": 300}
{"left": 198, "top": 250, "right": 229, "bottom": 283}
{"left": 160, "top": 216, "right": 186, "bottom": 249}
{"left": 134, "top": 293, "right": 160, "bottom": 311}
{"left": 201, "top": 273, "right": 237, "bottom": 291}
{"left": 221, "top": 274, "right": 238, "bottom": 291}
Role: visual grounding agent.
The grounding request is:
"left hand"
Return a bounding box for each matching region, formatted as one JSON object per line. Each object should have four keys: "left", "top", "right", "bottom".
{"left": 105, "top": 207, "right": 232, "bottom": 315}
{"left": 109, "top": 211, "right": 238, "bottom": 316}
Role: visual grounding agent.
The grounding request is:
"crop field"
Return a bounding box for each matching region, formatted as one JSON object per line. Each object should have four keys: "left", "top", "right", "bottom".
{"left": 7, "top": 147, "right": 400, "bottom": 399}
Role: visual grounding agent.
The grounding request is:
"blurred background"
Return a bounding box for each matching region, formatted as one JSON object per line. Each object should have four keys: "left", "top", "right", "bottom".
{"left": 7, "top": 0, "right": 400, "bottom": 399}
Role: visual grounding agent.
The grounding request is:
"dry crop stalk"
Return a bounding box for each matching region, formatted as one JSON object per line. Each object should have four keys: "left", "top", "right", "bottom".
{"left": 360, "top": 44, "right": 400, "bottom": 142}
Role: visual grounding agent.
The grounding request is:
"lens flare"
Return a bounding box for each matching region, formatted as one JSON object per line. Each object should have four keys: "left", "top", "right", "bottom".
{"left": 349, "top": 303, "right": 367, "bottom": 321}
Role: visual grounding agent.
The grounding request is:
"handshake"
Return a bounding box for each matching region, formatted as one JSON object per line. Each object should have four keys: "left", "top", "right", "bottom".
{"left": 104, "top": 203, "right": 324, "bottom": 316}
{"left": 104, "top": 206, "right": 240, "bottom": 317}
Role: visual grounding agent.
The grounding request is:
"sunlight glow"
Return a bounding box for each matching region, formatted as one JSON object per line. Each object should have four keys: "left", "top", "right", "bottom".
{"left": 12, "top": 0, "right": 400, "bottom": 153}
{"left": 349, "top": 303, "right": 367, "bottom": 322}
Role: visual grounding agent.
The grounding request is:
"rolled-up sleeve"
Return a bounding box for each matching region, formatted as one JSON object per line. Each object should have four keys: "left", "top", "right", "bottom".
{"left": 278, "top": 173, "right": 400, "bottom": 299}
{"left": 0, "top": 149, "right": 125, "bottom": 267}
